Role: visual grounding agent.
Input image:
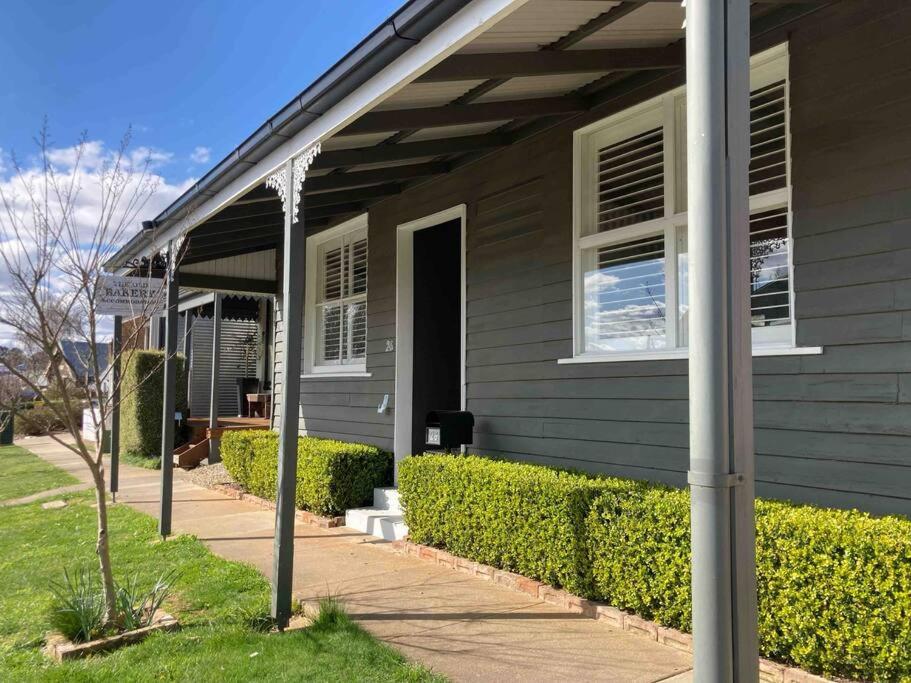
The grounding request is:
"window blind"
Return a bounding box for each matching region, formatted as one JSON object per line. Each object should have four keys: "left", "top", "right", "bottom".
{"left": 317, "top": 233, "right": 368, "bottom": 365}
{"left": 750, "top": 80, "right": 788, "bottom": 195}
{"left": 596, "top": 127, "right": 665, "bottom": 233}
{"left": 749, "top": 207, "right": 790, "bottom": 328}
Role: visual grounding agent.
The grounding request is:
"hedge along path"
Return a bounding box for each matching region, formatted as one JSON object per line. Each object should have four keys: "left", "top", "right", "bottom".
{"left": 399, "top": 454, "right": 911, "bottom": 683}
{"left": 119, "top": 350, "right": 187, "bottom": 461}
{"left": 219, "top": 430, "right": 393, "bottom": 517}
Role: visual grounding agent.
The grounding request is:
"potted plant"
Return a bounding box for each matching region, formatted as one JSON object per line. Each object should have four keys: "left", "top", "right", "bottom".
{"left": 234, "top": 332, "right": 261, "bottom": 416}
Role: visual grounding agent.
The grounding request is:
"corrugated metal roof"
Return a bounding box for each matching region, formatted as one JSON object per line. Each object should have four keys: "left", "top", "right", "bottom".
{"left": 373, "top": 80, "right": 485, "bottom": 110}
{"left": 571, "top": 3, "right": 684, "bottom": 49}
{"left": 406, "top": 121, "right": 510, "bottom": 141}
{"left": 474, "top": 72, "right": 608, "bottom": 103}
{"left": 320, "top": 132, "right": 391, "bottom": 151}
{"left": 340, "top": 156, "right": 440, "bottom": 172}
{"left": 144, "top": 0, "right": 702, "bottom": 272}
{"left": 457, "top": 0, "right": 620, "bottom": 53}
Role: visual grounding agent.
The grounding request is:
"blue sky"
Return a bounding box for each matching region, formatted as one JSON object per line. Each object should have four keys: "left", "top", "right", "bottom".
{"left": 0, "top": 0, "right": 402, "bottom": 184}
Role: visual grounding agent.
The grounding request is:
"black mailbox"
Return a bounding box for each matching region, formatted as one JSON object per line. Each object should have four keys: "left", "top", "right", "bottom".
{"left": 425, "top": 410, "right": 474, "bottom": 450}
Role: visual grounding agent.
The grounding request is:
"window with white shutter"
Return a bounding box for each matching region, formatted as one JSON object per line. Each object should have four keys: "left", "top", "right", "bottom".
{"left": 595, "top": 127, "right": 665, "bottom": 234}
{"left": 305, "top": 215, "right": 369, "bottom": 375}
{"left": 572, "top": 44, "right": 796, "bottom": 361}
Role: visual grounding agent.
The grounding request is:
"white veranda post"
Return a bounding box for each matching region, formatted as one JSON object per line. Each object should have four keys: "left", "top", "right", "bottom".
{"left": 685, "top": 0, "right": 759, "bottom": 681}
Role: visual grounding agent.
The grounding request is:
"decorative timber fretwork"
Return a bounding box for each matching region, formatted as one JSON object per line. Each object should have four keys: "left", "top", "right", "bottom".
{"left": 265, "top": 142, "right": 322, "bottom": 223}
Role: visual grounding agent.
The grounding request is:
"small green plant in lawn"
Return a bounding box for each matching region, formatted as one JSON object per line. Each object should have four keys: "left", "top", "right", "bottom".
{"left": 47, "top": 566, "right": 106, "bottom": 643}
{"left": 48, "top": 565, "right": 178, "bottom": 642}
{"left": 310, "top": 596, "right": 348, "bottom": 632}
{"left": 114, "top": 569, "right": 179, "bottom": 631}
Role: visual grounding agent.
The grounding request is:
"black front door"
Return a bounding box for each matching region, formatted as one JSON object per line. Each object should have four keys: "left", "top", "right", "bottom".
{"left": 411, "top": 219, "right": 461, "bottom": 455}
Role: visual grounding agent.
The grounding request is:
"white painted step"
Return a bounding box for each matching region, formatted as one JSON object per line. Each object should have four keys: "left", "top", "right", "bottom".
{"left": 345, "top": 507, "right": 408, "bottom": 541}
{"left": 373, "top": 487, "right": 401, "bottom": 512}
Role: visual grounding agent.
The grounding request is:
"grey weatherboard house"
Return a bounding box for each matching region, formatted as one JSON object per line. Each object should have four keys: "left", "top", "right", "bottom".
{"left": 108, "top": 0, "right": 910, "bottom": 674}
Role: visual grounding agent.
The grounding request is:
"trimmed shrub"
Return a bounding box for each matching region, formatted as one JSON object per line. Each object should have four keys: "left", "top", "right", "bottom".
{"left": 13, "top": 402, "right": 83, "bottom": 436}
{"left": 119, "top": 350, "right": 187, "bottom": 461}
{"left": 398, "top": 453, "right": 640, "bottom": 597}
{"left": 587, "top": 491, "right": 911, "bottom": 680}
{"left": 586, "top": 485, "right": 692, "bottom": 629}
{"left": 220, "top": 429, "right": 276, "bottom": 490}
{"left": 754, "top": 500, "right": 911, "bottom": 681}
{"left": 221, "top": 430, "right": 392, "bottom": 516}
{"left": 400, "top": 453, "right": 911, "bottom": 682}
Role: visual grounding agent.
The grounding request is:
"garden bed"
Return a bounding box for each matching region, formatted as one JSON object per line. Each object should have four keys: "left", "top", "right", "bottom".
{"left": 209, "top": 481, "right": 346, "bottom": 528}
{"left": 45, "top": 610, "right": 179, "bottom": 661}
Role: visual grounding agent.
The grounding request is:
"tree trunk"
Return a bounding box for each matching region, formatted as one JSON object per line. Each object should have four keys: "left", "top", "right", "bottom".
{"left": 91, "top": 462, "right": 118, "bottom": 625}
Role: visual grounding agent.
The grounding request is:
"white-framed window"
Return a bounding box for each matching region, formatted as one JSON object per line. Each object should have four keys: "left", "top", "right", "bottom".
{"left": 304, "top": 214, "right": 368, "bottom": 375}
{"left": 571, "top": 44, "right": 795, "bottom": 361}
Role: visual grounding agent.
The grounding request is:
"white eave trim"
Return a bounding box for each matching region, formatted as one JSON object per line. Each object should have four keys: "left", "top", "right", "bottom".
{"left": 147, "top": 0, "right": 532, "bottom": 253}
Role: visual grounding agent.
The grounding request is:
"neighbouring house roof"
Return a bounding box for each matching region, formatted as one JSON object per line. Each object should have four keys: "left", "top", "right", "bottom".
{"left": 58, "top": 340, "right": 110, "bottom": 383}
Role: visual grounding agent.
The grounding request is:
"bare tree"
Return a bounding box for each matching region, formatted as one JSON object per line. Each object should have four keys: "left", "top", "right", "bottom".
{"left": 0, "top": 124, "right": 180, "bottom": 626}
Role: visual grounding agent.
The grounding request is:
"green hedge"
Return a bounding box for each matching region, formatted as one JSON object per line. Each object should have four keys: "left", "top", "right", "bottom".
{"left": 220, "top": 430, "right": 393, "bottom": 517}
{"left": 586, "top": 485, "right": 692, "bottom": 629}
{"left": 399, "top": 454, "right": 640, "bottom": 597}
{"left": 13, "top": 402, "right": 83, "bottom": 436}
{"left": 119, "top": 350, "right": 187, "bottom": 461}
{"left": 400, "top": 454, "right": 911, "bottom": 682}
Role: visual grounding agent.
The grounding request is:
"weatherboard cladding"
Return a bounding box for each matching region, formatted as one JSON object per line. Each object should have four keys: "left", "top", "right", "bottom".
{"left": 270, "top": 1, "right": 911, "bottom": 516}
{"left": 188, "top": 316, "right": 261, "bottom": 418}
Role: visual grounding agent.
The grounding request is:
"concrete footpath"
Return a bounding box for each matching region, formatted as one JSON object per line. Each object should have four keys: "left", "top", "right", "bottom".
{"left": 19, "top": 436, "right": 693, "bottom": 682}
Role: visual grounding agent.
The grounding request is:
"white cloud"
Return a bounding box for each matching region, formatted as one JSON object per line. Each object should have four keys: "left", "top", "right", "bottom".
{"left": 190, "top": 146, "right": 211, "bottom": 164}
{"left": 46, "top": 139, "right": 105, "bottom": 170}
{"left": 132, "top": 146, "right": 173, "bottom": 169}
{"left": 42, "top": 140, "right": 173, "bottom": 174}
{"left": 0, "top": 139, "right": 196, "bottom": 346}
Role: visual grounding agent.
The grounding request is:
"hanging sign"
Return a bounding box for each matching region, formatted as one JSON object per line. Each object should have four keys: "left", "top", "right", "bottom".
{"left": 97, "top": 275, "right": 165, "bottom": 317}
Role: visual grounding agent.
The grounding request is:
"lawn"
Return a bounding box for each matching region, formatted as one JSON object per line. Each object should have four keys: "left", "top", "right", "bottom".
{"left": 0, "top": 444, "right": 78, "bottom": 501}
{"left": 0, "top": 492, "right": 444, "bottom": 682}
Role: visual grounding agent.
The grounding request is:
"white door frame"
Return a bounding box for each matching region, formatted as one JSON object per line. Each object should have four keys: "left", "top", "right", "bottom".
{"left": 393, "top": 204, "right": 467, "bottom": 478}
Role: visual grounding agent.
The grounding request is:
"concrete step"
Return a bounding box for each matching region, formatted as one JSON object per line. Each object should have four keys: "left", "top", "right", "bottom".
{"left": 345, "top": 507, "right": 408, "bottom": 541}
{"left": 373, "top": 487, "right": 401, "bottom": 512}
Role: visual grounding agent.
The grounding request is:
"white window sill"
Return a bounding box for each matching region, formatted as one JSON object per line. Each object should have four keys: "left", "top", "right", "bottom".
{"left": 300, "top": 371, "right": 372, "bottom": 379}
{"left": 557, "top": 345, "right": 823, "bottom": 365}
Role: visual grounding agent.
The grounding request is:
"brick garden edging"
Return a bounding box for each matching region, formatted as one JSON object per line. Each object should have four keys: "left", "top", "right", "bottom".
{"left": 209, "top": 483, "right": 345, "bottom": 529}
{"left": 392, "top": 540, "right": 840, "bottom": 683}
{"left": 44, "top": 611, "right": 178, "bottom": 661}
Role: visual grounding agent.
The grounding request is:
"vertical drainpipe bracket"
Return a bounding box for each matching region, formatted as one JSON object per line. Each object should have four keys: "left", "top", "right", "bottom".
{"left": 687, "top": 472, "right": 745, "bottom": 489}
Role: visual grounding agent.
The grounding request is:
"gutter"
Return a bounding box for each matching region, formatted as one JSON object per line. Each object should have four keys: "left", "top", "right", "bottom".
{"left": 108, "top": 0, "right": 471, "bottom": 270}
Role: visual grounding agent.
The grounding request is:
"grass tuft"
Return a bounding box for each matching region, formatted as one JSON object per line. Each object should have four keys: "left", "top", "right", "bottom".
{"left": 309, "top": 596, "right": 349, "bottom": 632}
